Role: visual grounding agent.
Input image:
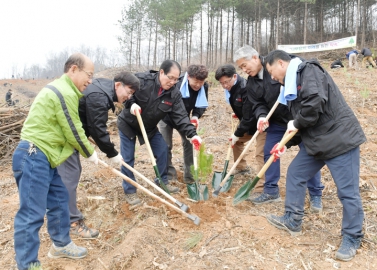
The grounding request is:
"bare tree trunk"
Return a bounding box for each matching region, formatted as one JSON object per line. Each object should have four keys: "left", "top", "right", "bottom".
{"left": 225, "top": 8, "right": 230, "bottom": 62}
{"left": 230, "top": 5, "right": 235, "bottom": 61}
{"left": 186, "top": 22, "right": 189, "bottom": 67}
{"left": 361, "top": 0, "right": 366, "bottom": 48}
{"left": 215, "top": 15, "right": 218, "bottom": 67}
{"left": 219, "top": 8, "right": 223, "bottom": 64}
{"left": 200, "top": 8, "right": 203, "bottom": 64}
{"left": 304, "top": 2, "right": 307, "bottom": 44}
{"left": 189, "top": 17, "right": 193, "bottom": 63}
{"left": 240, "top": 15, "right": 244, "bottom": 47}
{"left": 153, "top": 16, "right": 158, "bottom": 68}
{"left": 147, "top": 26, "right": 152, "bottom": 68}
{"left": 356, "top": 0, "right": 360, "bottom": 44}
{"left": 206, "top": 2, "right": 210, "bottom": 66}
{"left": 257, "top": 1, "right": 261, "bottom": 51}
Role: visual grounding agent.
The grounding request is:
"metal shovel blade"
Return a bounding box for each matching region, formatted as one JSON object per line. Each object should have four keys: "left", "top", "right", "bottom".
{"left": 232, "top": 176, "right": 261, "bottom": 206}
{"left": 211, "top": 172, "right": 234, "bottom": 193}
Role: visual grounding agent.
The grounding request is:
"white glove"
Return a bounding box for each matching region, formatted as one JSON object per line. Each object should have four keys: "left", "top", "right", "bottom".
{"left": 229, "top": 134, "right": 239, "bottom": 147}
{"left": 257, "top": 117, "right": 269, "bottom": 132}
{"left": 130, "top": 103, "right": 141, "bottom": 115}
{"left": 190, "top": 135, "right": 202, "bottom": 150}
{"left": 109, "top": 153, "right": 123, "bottom": 166}
{"left": 190, "top": 116, "right": 199, "bottom": 129}
{"left": 287, "top": 120, "right": 298, "bottom": 133}
{"left": 87, "top": 151, "right": 98, "bottom": 165}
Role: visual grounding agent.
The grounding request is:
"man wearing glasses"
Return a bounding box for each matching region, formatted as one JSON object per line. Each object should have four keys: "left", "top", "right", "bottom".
{"left": 57, "top": 71, "right": 140, "bottom": 238}
{"left": 159, "top": 64, "right": 209, "bottom": 184}
{"left": 117, "top": 60, "right": 202, "bottom": 205}
{"left": 214, "top": 64, "right": 264, "bottom": 195}
{"left": 12, "top": 53, "right": 98, "bottom": 269}
{"left": 234, "top": 45, "right": 323, "bottom": 209}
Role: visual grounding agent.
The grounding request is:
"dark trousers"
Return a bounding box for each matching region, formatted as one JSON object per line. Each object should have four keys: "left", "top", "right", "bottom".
{"left": 119, "top": 129, "right": 169, "bottom": 194}
{"left": 57, "top": 151, "right": 83, "bottom": 223}
{"left": 263, "top": 122, "right": 323, "bottom": 195}
{"left": 286, "top": 145, "right": 364, "bottom": 238}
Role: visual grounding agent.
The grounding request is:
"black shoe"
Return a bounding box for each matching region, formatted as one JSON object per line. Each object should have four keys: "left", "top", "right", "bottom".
{"left": 267, "top": 212, "right": 302, "bottom": 236}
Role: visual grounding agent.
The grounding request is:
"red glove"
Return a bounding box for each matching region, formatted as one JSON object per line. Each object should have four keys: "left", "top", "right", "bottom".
{"left": 190, "top": 116, "right": 199, "bottom": 129}
{"left": 270, "top": 143, "right": 287, "bottom": 162}
{"left": 190, "top": 135, "right": 202, "bottom": 151}
{"left": 231, "top": 113, "right": 238, "bottom": 119}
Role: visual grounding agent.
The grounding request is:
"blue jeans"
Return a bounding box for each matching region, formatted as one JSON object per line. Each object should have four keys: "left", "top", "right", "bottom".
{"left": 119, "top": 130, "right": 168, "bottom": 194}
{"left": 285, "top": 145, "right": 364, "bottom": 238}
{"left": 263, "top": 122, "right": 323, "bottom": 196}
{"left": 13, "top": 141, "right": 71, "bottom": 270}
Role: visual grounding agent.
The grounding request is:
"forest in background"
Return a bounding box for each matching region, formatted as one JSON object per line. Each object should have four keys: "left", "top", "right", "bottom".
{"left": 19, "top": 0, "right": 377, "bottom": 79}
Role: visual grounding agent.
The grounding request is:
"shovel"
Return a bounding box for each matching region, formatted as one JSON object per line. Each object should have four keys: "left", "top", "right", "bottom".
{"left": 187, "top": 145, "right": 209, "bottom": 201}
{"left": 212, "top": 98, "right": 281, "bottom": 197}
{"left": 121, "top": 161, "right": 189, "bottom": 212}
{"left": 135, "top": 109, "right": 170, "bottom": 194}
{"left": 98, "top": 159, "right": 200, "bottom": 225}
{"left": 211, "top": 115, "right": 236, "bottom": 192}
{"left": 232, "top": 130, "right": 297, "bottom": 205}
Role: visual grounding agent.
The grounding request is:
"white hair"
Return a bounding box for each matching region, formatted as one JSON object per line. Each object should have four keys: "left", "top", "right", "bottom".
{"left": 233, "top": 45, "right": 259, "bottom": 62}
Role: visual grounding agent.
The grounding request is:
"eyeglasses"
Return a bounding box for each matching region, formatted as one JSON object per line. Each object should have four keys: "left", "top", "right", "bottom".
{"left": 122, "top": 84, "right": 135, "bottom": 97}
{"left": 164, "top": 73, "right": 179, "bottom": 82}
{"left": 80, "top": 69, "right": 94, "bottom": 79}
{"left": 219, "top": 77, "right": 233, "bottom": 86}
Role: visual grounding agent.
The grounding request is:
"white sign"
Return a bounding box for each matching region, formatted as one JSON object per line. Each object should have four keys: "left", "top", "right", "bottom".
{"left": 278, "top": 36, "right": 356, "bottom": 53}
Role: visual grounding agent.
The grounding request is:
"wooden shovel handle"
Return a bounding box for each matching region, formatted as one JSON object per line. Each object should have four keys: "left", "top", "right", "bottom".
{"left": 135, "top": 109, "right": 156, "bottom": 166}
{"left": 256, "top": 130, "right": 297, "bottom": 178}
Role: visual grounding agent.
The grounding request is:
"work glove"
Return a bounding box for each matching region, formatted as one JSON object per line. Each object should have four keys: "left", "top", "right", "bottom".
{"left": 190, "top": 135, "right": 202, "bottom": 151}
{"left": 270, "top": 143, "right": 287, "bottom": 162}
{"left": 130, "top": 103, "right": 141, "bottom": 115}
{"left": 229, "top": 134, "right": 240, "bottom": 148}
{"left": 190, "top": 116, "right": 199, "bottom": 129}
{"left": 231, "top": 113, "right": 238, "bottom": 119}
{"left": 287, "top": 120, "right": 298, "bottom": 133}
{"left": 257, "top": 117, "right": 269, "bottom": 133}
{"left": 87, "top": 151, "right": 98, "bottom": 165}
{"left": 109, "top": 153, "right": 123, "bottom": 166}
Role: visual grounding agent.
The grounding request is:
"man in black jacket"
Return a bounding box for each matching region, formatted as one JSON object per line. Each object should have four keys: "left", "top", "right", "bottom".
{"left": 117, "top": 60, "right": 202, "bottom": 205}
{"left": 265, "top": 50, "right": 366, "bottom": 262}
{"left": 360, "top": 47, "right": 376, "bottom": 68}
{"left": 214, "top": 64, "right": 264, "bottom": 191}
{"left": 159, "top": 64, "right": 209, "bottom": 184}
{"left": 233, "top": 45, "right": 323, "bottom": 210}
{"left": 57, "top": 71, "right": 140, "bottom": 238}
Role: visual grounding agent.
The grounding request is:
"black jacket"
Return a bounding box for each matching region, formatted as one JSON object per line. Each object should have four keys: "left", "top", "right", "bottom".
{"left": 330, "top": 59, "right": 344, "bottom": 68}
{"left": 247, "top": 65, "right": 292, "bottom": 127}
{"left": 229, "top": 75, "right": 257, "bottom": 137}
{"left": 289, "top": 59, "right": 366, "bottom": 159}
{"left": 117, "top": 70, "right": 197, "bottom": 144}
{"left": 5, "top": 91, "right": 12, "bottom": 102}
{"left": 162, "top": 75, "right": 209, "bottom": 127}
{"left": 361, "top": 48, "right": 372, "bottom": 56}
{"left": 79, "top": 78, "right": 118, "bottom": 158}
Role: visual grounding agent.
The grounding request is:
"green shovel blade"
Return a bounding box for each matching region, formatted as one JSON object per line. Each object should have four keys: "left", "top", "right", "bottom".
{"left": 211, "top": 172, "right": 234, "bottom": 193}
{"left": 211, "top": 160, "right": 234, "bottom": 193}
{"left": 154, "top": 165, "right": 170, "bottom": 194}
{"left": 187, "top": 182, "right": 209, "bottom": 201}
{"left": 233, "top": 176, "right": 261, "bottom": 205}
{"left": 187, "top": 182, "right": 200, "bottom": 201}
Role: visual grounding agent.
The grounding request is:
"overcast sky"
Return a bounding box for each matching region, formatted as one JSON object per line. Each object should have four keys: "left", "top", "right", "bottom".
{"left": 0, "top": 0, "right": 130, "bottom": 78}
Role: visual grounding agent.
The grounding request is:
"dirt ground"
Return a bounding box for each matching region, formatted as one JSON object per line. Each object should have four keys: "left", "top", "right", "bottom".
{"left": 1, "top": 62, "right": 377, "bottom": 270}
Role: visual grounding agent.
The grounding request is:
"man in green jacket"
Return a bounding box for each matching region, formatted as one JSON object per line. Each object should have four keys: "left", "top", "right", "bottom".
{"left": 12, "top": 53, "right": 98, "bottom": 270}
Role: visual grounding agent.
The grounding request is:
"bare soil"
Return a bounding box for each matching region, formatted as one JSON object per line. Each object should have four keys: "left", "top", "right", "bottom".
{"left": 1, "top": 64, "right": 377, "bottom": 270}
